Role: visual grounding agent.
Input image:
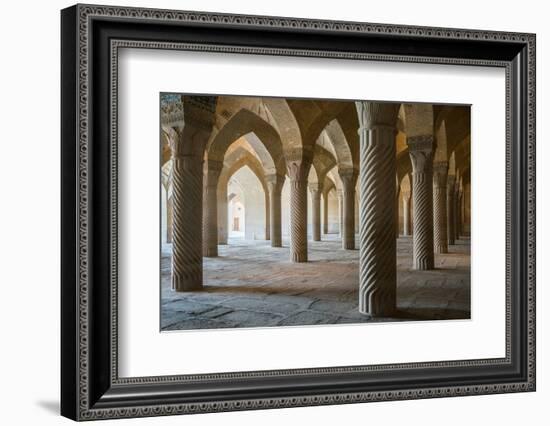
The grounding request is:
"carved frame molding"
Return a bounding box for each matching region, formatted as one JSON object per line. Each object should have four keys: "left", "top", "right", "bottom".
{"left": 61, "top": 3, "right": 535, "bottom": 420}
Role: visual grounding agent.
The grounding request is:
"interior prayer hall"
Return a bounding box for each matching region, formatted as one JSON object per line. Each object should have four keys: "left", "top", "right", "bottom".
{"left": 160, "top": 95, "right": 471, "bottom": 330}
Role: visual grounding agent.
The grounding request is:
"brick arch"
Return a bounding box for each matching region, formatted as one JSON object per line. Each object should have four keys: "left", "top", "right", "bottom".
{"left": 208, "top": 108, "right": 285, "bottom": 176}
{"left": 322, "top": 118, "right": 355, "bottom": 171}
{"left": 310, "top": 145, "right": 337, "bottom": 186}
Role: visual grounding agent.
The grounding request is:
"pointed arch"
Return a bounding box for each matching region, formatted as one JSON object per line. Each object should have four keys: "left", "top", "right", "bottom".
{"left": 208, "top": 108, "right": 285, "bottom": 176}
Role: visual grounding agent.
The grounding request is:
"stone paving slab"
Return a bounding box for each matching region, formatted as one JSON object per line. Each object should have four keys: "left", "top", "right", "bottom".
{"left": 161, "top": 235, "right": 471, "bottom": 331}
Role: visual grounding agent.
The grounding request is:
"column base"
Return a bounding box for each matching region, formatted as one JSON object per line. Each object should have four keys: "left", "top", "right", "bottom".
{"left": 291, "top": 251, "right": 307, "bottom": 262}
{"left": 413, "top": 258, "right": 434, "bottom": 270}
{"left": 342, "top": 240, "right": 355, "bottom": 250}
{"left": 434, "top": 243, "right": 448, "bottom": 254}
{"left": 203, "top": 247, "right": 218, "bottom": 257}
{"left": 172, "top": 274, "right": 203, "bottom": 292}
{"left": 358, "top": 290, "right": 396, "bottom": 317}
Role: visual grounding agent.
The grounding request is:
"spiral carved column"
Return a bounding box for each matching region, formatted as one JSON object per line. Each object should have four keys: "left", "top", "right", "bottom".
{"left": 408, "top": 136, "right": 435, "bottom": 270}
{"left": 170, "top": 155, "right": 205, "bottom": 291}
{"left": 395, "top": 192, "right": 400, "bottom": 238}
{"left": 447, "top": 175, "right": 456, "bottom": 246}
{"left": 265, "top": 191, "right": 271, "bottom": 241}
{"left": 309, "top": 183, "right": 322, "bottom": 242}
{"left": 322, "top": 191, "right": 329, "bottom": 235}
{"left": 340, "top": 170, "right": 357, "bottom": 249}
{"left": 266, "top": 174, "right": 284, "bottom": 248}
{"left": 203, "top": 161, "right": 223, "bottom": 257}
{"left": 433, "top": 161, "right": 448, "bottom": 254}
{"left": 355, "top": 101, "right": 398, "bottom": 317}
{"left": 217, "top": 189, "right": 228, "bottom": 245}
{"left": 288, "top": 160, "right": 310, "bottom": 262}
{"left": 166, "top": 195, "right": 173, "bottom": 243}
{"left": 457, "top": 191, "right": 464, "bottom": 238}
{"left": 455, "top": 184, "right": 462, "bottom": 240}
{"left": 166, "top": 95, "right": 217, "bottom": 292}
{"left": 402, "top": 190, "right": 411, "bottom": 236}
{"left": 337, "top": 189, "right": 344, "bottom": 238}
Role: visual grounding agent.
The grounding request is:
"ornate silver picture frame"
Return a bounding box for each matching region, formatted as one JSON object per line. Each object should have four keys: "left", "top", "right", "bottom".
{"left": 61, "top": 4, "right": 535, "bottom": 421}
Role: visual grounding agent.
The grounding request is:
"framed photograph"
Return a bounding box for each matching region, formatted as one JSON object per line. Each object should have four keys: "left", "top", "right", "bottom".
{"left": 61, "top": 4, "right": 536, "bottom": 421}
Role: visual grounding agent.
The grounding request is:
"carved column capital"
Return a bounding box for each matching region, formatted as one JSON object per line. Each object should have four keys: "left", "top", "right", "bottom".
{"left": 355, "top": 101, "right": 400, "bottom": 130}
{"left": 166, "top": 96, "right": 217, "bottom": 158}
{"left": 286, "top": 159, "right": 311, "bottom": 183}
{"left": 205, "top": 160, "right": 224, "bottom": 187}
{"left": 407, "top": 135, "right": 435, "bottom": 172}
{"left": 447, "top": 174, "right": 456, "bottom": 192}
{"left": 265, "top": 173, "right": 285, "bottom": 193}
{"left": 338, "top": 168, "right": 358, "bottom": 196}
{"left": 433, "top": 161, "right": 449, "bottom": 188}
{"left": 308, "top": 182, "right": 323, "bottom": 196}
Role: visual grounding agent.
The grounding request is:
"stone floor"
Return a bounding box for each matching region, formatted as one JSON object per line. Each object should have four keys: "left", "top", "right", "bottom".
{"left": 161, "top": 235, "right": 471, "bottom": 331}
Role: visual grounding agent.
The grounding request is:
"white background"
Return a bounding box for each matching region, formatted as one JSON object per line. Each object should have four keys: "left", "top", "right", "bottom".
{"left": 0, "top": 0, "right": 546, "bottom": 425}
{"left": 119, "top": 49, "right": 505, "bottom": 377}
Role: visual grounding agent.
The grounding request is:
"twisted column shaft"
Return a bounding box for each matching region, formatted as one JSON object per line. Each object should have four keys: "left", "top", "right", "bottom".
{"left": 433, "top": 161, "right": 448, "bottom": 254}
{"left": 457, "top": 192, "right": 463, "bottom": 238}
{"left": 340, "top": 171, "right": 357, "bottom": 249}
{"left": 447, "top": 176, "right": 456, "bottom": 245}
{"left": 395, "top": 192, "right": 400, "bottom": 238}
{"left": 402, "top": 191, "right": 411, "bottom": 236}
{"left": 309, "top": 184, "right": 322, "bottom": 241}
{"left": 166, "top": 195, "right": 173, "bottom": 243}
{"left": 166, "top": 95, "right": 217, "bottom": 292}
{"left": 322, "top": 191, "right": 329, "bottom": 234}
{"left": 288, "top": 161, "right": 310, "bottom": 262}
{"left": 265, "top": 191, "right": 271, "bottom": 241}
{"left": 266, "top": 174, "right": 283, "bottom": 247}
{"left": 171, "top": 155, "right": 204, "bottom": 291}
{"left": 203, "top": 162, "right": 222, "bottom": 257}
{"left": 355, "top": 101, "right": 398, "bottom": 317}
{"left": 217, "top": 189, "right": 228, "bottom": 244}
{"left": 337, "top": 190, "right": 344, "bottom": 237}
{"left": 454, "top": 186, "right": 461, "bottom": 240}
{"left": 408, "top": 136, "right": 435, "bottom": 270}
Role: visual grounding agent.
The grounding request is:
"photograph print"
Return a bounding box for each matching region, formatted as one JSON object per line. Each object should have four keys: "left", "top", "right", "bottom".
{"left": 159, "top": 94, "right": 471, "bottom": 331}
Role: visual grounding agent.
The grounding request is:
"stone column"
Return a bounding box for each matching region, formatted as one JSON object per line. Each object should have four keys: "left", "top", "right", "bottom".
{"left": 395, "top": 191, "right": 400, "bottom": 238}
{"left": 355, "top": 101, "right": 399, "bottom": 316}
{"left": 217, "top": 188, "right": 228, "bottom": 244}
{"left": 166, "top": 195, "right": 173, "bottom": 243}
{"left": 447, "top": 175, "right": 456, "bottom": 246}
{"left": 266, "top": 174, "right": 284, "bottom": 248}
{"left": 309, "top": 183, "right": 322, "bottom": 241}
{"left": 322, "top": 191, "right": 329, "bottom": 235}
{"left": 337, "top": 189, "right": 344, "bottom": 237}
{"left": 354, "top": 191, "right": 360, "bottom": 234}
{"left": 168, "top": 96, "right": 217, "bottom": 292}
{"left": 455, "top": 184, "right": 462, "bottom": 240}
{"left": 203, "top": 161, "right": 223, "bottom": 257}
{"left": 458, "top": 191, "right": 464, "bottom": 238}
{"left": 339, "top": 170, "right": 358, "bottom": 249}
{"left": 265, "top": 190, "right": 271, "bottom": 241}
{"left": 408, "top": 136, "right": 435, "bottom": 270}
{"left": 287, "top": 159, "right": 311, "bottom": 262}
{"left": 402, "top": 190, "right": 411, "bottom": 236}
{"left": 432, "top": 161, "right": 448, "bottom": 254}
